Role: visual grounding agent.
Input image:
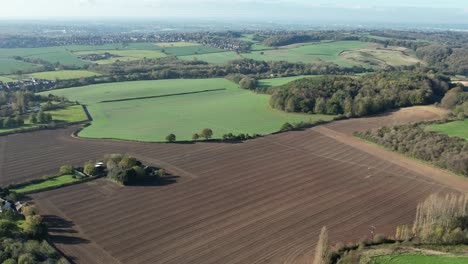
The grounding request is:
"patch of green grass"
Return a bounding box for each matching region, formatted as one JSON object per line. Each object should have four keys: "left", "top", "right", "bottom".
{"left": 178, "top": 51, "right": 242, "bottom": 64}
{"left": 0, "top": 59, "right": 39, "bottom": 74}
{"left": 27, "top": 70, "right": 101, "bottom": 80}
{"left": 241, "top": 41, "right": 370, "bottom": 66}
{"left": 372, "top": 254, "right": 468, "bottom": 264}
{"left": 11, "top": 175, "right": 80, "bottom": 194}
{"left": 341, "top": 48, "right": 422, "bottom": 68}
{"left": 74, "top": 50, "right": 167, "bottom": 64}
{"left": 41, "top": 79, "right": 334, "bottom": 142}
{"left": 427, "top": 120, "right": 468, "bottom": 140}
{"left": 0, "top": 105, "right": 88, "bottom": 134}
{"left": 251, "top": 43, "right": 271, "bottom": 51}
{"left": 162, "top": 46, "right": 224, "bottom": 56}
{"left": 47, "top": 105, "right": 89, "bottom": 123}
{"left": 0, "top": 75, "right": 16, "bottom": 82}
{"left": 257, "top": 75, "right": 318, "bottom": 88}
{"left": 155, "top": 42, "right": 201, "bottom": 47}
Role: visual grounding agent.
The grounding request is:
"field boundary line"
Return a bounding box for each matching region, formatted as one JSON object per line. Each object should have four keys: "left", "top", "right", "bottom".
{"left": 98, "top": 88, "right": 227, "bottom": 103}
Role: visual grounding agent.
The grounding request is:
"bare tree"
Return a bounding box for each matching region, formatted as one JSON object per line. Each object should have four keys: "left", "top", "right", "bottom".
{"left": 313, "top": 226, "right": 329, "bottom": 264}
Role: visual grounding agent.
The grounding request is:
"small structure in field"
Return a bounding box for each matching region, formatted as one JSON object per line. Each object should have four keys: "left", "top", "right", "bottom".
{"left": 95, "top": 162, "right": 106, "bottom": 175}
{"left": 0, "top": 198, "right": 22, "bottom": 213}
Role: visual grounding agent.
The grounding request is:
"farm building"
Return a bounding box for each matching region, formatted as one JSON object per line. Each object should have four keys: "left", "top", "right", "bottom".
{"left": 0, "top": 198, "right": 22, "bottom": 213}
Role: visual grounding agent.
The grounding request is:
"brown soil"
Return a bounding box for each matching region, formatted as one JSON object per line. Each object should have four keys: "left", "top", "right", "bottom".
{"left": 0, "top": 106, "right": 464, "bottom": 264}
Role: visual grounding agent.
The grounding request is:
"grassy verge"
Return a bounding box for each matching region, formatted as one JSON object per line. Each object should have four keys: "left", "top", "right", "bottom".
{"left": 427, "top": 119, "right": 468, "bottom": 140}
{"left": 9, "top": 173, "right": 98, "bottom": 195}
{"left": 371, "top": 254, "right": 468, "bottom": 264}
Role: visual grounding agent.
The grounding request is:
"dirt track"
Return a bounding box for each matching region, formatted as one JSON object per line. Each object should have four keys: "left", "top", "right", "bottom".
{"left": 1, "top": 106, "right": 466, "bottom": 264}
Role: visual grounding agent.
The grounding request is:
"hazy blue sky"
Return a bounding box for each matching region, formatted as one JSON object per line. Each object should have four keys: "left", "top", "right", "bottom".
{"left": 1, "top": 0, "right": 467, "bottom": 23}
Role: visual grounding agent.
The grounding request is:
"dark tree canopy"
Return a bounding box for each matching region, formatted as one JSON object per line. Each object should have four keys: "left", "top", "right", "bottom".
{"left": 269, "top": 71, "right": 451, "bottom": 117}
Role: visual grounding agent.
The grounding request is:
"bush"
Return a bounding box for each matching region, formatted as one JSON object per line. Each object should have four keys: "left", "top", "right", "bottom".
{"left": 0, "top": 220, "right": 20, "bottom": 238}
{"left": 372, "top": 234, "right": 387, "bottom": 244}
{"left": 59, "top": 165, "right": 74, "bottom": 176}
{"left": 83, "top": 161, "right": 97, "bottom": 176}
{"left": 18, "top": 253, "right": 35, "bottom": 264}
{"left": 280, "top": 122, "right": 293, "bottom": 132}
{"left": 166, "top": 133, "right": 176, "bottom": 143}
{"left": 200, "top": 128, "right": 213, "bottom": 140}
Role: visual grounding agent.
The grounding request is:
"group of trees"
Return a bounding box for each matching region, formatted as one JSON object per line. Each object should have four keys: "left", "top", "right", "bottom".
{"left": 0, "top": 90, "right": 65, "bottom": 129}
{"left": 412, "top": 193, "right": 468, "bottom": 245}
{"left": 0, "top": 116, "right": 24, "bottom": 129}
{"left": 0, "top": 199, "right": 66, "bottom": 264}
{"left": 29, "top": 110, "right": 52, "bottom": 125}
{"left": 441, "top": 86, "right": 468, "bottom": 119}
{"left": 221, "top": 133, "right": 260, "bottom": 141}
{"left": 356, "top": 124, "right": 468, "bottom": 176}
{"left": 268, "top": 71, "right": 451, "bottom": 117}
{"left": 416, "top": 44, "right": 468, "bottom": 76}
{"left": 192, "top": 128, "right": 214, "bottom": 141}
{"left": 99, "top": 154, "right": 166, "bottom": 185}
{"left": 262, "top": 34, "right": 320, "bottom": 47}
{"left": 165, "top": 128, "right": 214, "bottom": 143}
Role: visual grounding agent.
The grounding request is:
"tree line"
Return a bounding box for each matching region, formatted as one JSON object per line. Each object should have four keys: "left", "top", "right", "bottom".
{"left": 314, "top": 193, "right": 468, "bottom": 264}
{"left": 355, "top": 123, "right": 468, "bottom": 176}
{"left": 268, "top": 71, "right": 451, "bottom": 117}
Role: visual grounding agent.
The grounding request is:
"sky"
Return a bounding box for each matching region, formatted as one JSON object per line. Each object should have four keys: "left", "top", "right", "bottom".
{"left": 1, "top": 0, "right": 467, "bottom": 24}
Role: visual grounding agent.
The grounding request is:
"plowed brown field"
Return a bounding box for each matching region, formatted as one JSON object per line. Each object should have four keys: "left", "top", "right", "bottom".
{"left": 1, "top": 106, "right": 466, "bottom": 264}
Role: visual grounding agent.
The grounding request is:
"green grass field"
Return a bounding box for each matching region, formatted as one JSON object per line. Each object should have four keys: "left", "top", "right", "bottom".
{"left": 257, "top": 75, "right": 317, "bottom": 88}
{"left": 0, "top": 105, "right": 88, "bottom": 134}
{"left": 155, "top": 42, "right": 201, "bottom": 47}
{"left": 74, "top": 50, "right": 167, "bottom": 64}
{"left": 11, "top": 175, "right": 80, "bottom": 193}
{"left": 46, "top": 105, "right": 89, "bottom": 123}
{"left": 340, "top": 47, "right": 421, "bottom": 68}
{"left": 178, "top": 51, "right": 243, "bottom": 64}
{"left": 162, "top": 46, "right": 224, "bottom": 56}
{"left": 372, "top": 254, "right": 468, "bottom": 264}
{"left": 41, "top": 79, "right": 334, "bottom": 142}
{"left": 241, "top": 41, "right": 370, "bottom": 66}
{"left": 0, "top": 75, "right": 16, "bottom": 82}
{"left": 428, "top": 120, "right": 468, "bottom": 140}
{"left": 0, "top": 58, "right": 39, "bottom": 74}
{"left": 26, "top": 70, "right": 101, "bottom": 80}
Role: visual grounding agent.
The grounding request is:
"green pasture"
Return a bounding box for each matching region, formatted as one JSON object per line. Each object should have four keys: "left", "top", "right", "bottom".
{"left": 25, "top": 70, "right": 101, "bottom": 80}
{"left": 0, "top": 58, "right": 39, "bottom": 74}
{"left": 178, "top": 51, "right": 242, "bottom": 64}
{"left": 46, "top": 105, "right": 89, "bottom": 123}
{"left": 427, "top": 120, "right": 468, "bottom": 140}
{"left": 0, "top": 105, "right": 88, "bottom": 134}
{"left": 341, "top": 48, "right": 421, "bottom": 68}
{"left": 241, "top": 41, "right": 370, "bottom": 66}
{"left": 41, "top": 78, "right": 334, "bottom": 142}
{"left": 371, "top": 254, "right": 468, "bottom": 264}
{"left": 74, "top": 49, "right": 167, "bottom": 64}
{"left": 162, "top": 46, "right": 224, "bottom": 56}
{"left": 0, "top": 75, "right": 16, "bottom": 82}
{"left": 155, "top": 42, "right": 201, "bottom": 47}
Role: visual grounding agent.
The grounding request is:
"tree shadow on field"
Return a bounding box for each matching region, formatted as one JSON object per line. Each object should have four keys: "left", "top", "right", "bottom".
{"left": 171, "top": 140, "right": 244, "bottom": 145}
{"left": 131, "top": 175, "right": 180, "bottom": 187}
{"left": 43, "top": 215, "right": 78, "bottom": 234}
{"left": 43, "top": 215, "right": 90, "bottom": 245}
